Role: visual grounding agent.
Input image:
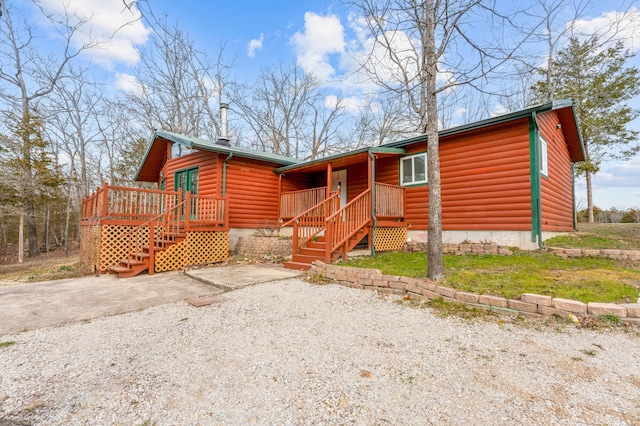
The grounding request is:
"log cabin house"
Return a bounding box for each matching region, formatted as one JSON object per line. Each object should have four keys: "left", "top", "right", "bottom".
{"left": 80, "top": 99, "right": 584, "bottom": 275}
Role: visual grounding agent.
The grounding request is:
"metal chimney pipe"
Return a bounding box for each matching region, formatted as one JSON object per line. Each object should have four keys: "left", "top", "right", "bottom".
{"left": 219, "top": 103, "right": 229, "bottom": 141}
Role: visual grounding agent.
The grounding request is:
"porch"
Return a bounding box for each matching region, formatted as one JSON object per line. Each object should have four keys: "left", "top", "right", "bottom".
{"left": 80, "top": 183, "right": 229, "bottom": 277}
{"left": 278, "top": 182, "right": 407, "bottom": 270}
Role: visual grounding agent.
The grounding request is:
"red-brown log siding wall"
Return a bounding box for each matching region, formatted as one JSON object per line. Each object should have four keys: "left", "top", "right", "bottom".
{"left": 538, "top": 111, "right": 574, "bottom": 231}
{"left": 375, "top": 119, "right": 533, "bottom": 231}
{"left": 225, "top": 158, "right": 281, "bottom": 228}
{"left": 161, "top": 146, "right": 220, "bottom": 197}
{"left": 441, "top": 119, "right": 533, "bottom": 231}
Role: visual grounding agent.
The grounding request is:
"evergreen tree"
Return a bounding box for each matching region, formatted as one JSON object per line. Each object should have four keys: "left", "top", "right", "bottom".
{"left": 532, "top": 37, "right": 640, "bottom": 222}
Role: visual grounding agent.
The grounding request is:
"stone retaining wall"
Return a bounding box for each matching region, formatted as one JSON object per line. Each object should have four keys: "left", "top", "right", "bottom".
{"left": 547, "top": 247, "right": 640, "bottom": 261}
{"left": 404, "top": 241, "right": 513, "bottom": 256}
{"left": 235, "top": 236, "right": 292, "bottom": 257}
{"left": 311, "top": 262, "right": 640, "bottom": 323}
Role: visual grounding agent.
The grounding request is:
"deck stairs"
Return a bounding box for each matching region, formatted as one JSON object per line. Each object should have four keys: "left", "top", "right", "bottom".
{"left": 284, "top": 226, "right": 371, "bottom": 271}
{"left": 109, "top": 223, "right": 185, "bottom": 278}
{"left": 283, "top": 189, "right": 373, "bottom": 271}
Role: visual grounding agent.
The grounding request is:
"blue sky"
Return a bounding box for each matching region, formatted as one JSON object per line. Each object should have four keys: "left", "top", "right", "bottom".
{"left": 25, "top": 0, "right": 640, "bottom": 209}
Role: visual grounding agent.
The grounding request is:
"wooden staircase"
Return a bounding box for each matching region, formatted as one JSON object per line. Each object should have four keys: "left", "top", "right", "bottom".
{"left": 284, "top": 226, "right": 370, "bottom": 270}
{"left": 284, "top": 189, "right": 373, "bottom": 271}
{"left": 109, "top": 225, "right": 186, "bottom": 278}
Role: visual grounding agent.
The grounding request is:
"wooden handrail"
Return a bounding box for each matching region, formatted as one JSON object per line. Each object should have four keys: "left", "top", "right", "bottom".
{"left": 281, "top": 191, "right": 339, "bottom": 228}
{"left": 279, "top": 186, "right": 327, "bottom": 220}
{"left": 326, "top": 189, "right": 372, "bottom": 258}
{"left": 290, "top": 192, "right": 341, "bottom": 256}
{"left": 374, "top": 182, "right": 405, "bottom": 217}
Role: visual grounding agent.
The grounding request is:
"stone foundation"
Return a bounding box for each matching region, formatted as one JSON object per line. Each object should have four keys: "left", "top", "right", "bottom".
{"left": 235, "top": 236, "right": 292, "bottom": 257}
{"left": 311, "top": 262, "right": 640, "bottom": 322}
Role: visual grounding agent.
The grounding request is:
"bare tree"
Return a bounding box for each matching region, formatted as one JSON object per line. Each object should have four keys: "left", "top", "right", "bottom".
{"left": 125, "top": 15, "right": 234, "bottom": 140}
{"left": 232, "top": 63, "right": 345, "bottom": 159}
{"left": 346, "top": 0, "right": 536, "bottom": 279}
{"left": 0, "top": 1, "right": 88, "bottom": 258}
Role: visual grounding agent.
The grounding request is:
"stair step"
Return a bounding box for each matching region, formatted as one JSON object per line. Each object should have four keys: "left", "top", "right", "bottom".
{"left": 283, "top": 261, "right": 312, "bottom": 271}
{"left": 299, "top": 247, "right": 325, "bottom": 257}
{"left": 119, "top": 258, "right": 145, "bottom": 266}
{"left": 292, "top": 254, "right": 327, "bottom": 264}
{"left": 109, "top": 263, "right": 149, "bottom": 278}
{"left": 305, "top": 241, "right": 325, "bottom": 250}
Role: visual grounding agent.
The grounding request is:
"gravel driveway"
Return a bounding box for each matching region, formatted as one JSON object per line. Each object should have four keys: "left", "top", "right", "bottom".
{"left": 1, "top": 278, "right": 639, "bottom": 425}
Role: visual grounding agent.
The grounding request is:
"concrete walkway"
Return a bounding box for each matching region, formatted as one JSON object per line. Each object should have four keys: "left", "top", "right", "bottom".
{"left": 0, "top": 264, "right": 302, "bottom": 336}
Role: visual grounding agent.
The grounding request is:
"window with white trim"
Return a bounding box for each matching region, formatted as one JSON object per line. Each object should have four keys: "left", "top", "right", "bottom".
{"left": 400, "top": 152, "right": 427, "bottom": 186}
{"left": 540, "top": 136, "right": 549, "bottom": 177}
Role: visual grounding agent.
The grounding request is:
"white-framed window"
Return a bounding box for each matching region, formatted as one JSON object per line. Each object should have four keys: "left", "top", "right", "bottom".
{"left": 400, "top": 152, "right": 427, "bottom": 186}
{"left": 540, "top": 136, "right": 549, "bottom": 177}
{"left": 171, "top": 142, "right": 194, "bottom": 159}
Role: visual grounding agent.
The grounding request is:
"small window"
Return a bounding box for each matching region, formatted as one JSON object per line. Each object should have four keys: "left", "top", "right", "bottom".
{"left": 400, "top": 152, "right": 428, "bottom": 186}
{"left": 171, "top": 142, "right": 194, "bottom": 159}
{"left": 540, "top": 137, "right": 549, "bottom": 177}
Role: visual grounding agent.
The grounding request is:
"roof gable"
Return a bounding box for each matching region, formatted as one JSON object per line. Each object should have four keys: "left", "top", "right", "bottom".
{"left": 135, "top": 130, "right": 300, "bottom": 182}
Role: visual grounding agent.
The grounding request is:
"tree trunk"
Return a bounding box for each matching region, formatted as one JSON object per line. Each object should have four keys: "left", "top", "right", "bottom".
{"left": 64, "top": 185, "right": 72, "bottom": 258}
{"left": 586, "top": 170, "right": 594, "bottom": 223}
{"left": 18, "top": 210, "right": 24, "bottom": 264}
{"left": 1, "top": 213, "right": 6, "bottom": 263}
{"left": 25, "top": 198, "right": 39, "bottom": 257}
{"left": 425, "top": 1, "right": 444, "bottom": 280}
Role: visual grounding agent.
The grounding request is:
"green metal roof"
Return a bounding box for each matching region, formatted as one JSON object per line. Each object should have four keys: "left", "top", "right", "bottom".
{"left": 135, "top": 99, "right": 584, "bottom": 181}
{"left": 274, "top": 146, "right": 406, "bottom": 173}
{"left": 154, "top": 130, "right": 300, "bottom": 165}
{"left": 134, "top": 130, "right": 300, "bottom": 181}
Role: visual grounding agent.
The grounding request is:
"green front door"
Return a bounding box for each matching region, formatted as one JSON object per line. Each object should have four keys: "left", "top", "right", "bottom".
{"left": 175, "top": 167, "right": 199, "bottom": 218}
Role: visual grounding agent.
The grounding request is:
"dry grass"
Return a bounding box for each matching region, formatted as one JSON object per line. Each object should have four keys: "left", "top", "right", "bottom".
{"left": 0, "top": 247, "right": 84, "bottom": 285}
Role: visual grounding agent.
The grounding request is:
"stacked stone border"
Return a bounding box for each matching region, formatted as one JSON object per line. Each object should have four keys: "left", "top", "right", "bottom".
{"left": 405, "top": 241, "right": 513, "bottom": 256}
{"left": 311, "top": 262, "right": 640, "bottom": 324}
{"left": 546, "top": 247, "right": 640, "bottom": 261}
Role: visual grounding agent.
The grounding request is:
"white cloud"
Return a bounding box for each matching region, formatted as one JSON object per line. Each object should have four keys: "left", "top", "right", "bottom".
{"left": 575, "top": 156, "right": 640, "bottom": 209}
{"left": 292, "top": 12, "right": 345, "bottom": 81}
{"left": 324, "top": 94, "right": 364, "bottom": 113}
{"left": 247, "top": 33, "right": 264, "bottom": 58}
{"left": 572, "top": 7, "right": 640, "bottom": 52}
{"left": 37, "top": 0, "right": 152, "bottom": 68}
{"left": 115, "top": 73, "right": 144, "bottom": 95}
{"left": 490, "top": 104, "right": 510, "bottom": 117}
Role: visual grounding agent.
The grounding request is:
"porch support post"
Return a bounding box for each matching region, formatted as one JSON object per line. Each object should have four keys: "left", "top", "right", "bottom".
{"left": 277, "top": 174, "right": 282, "bottom": 222}
{"left": 368, "top": 150, "right": 377, "bottom": 257}
{"left": 101, "top": 181, "right": 109, "bottom": 219}
{"left": 326, "top": 163, "right": 333, "bottom": 198}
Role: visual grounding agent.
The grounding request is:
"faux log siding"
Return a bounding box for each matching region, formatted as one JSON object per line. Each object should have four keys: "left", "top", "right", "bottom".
{"left": 344, "top": 163, "right": 369, "bottom": 202}
{"left": 538, "top": 111, "right": 574, "bottom": 231}
{"left": 375, "top": 156, "right": 400, "bottom": 185}
{"left": 440, "top": 119, "right": 532, "bottom": 231}
{"left": 281, "top": 173, "right": 314, "bottom": 193}
{"left": 162, "top": 149, "right": 220, "bottom": 197}
{"left": 384, "top": 120, "right": 533, "bottom": 231}
{"left": 226, "top": 159, "right": 281, "bottom": 228}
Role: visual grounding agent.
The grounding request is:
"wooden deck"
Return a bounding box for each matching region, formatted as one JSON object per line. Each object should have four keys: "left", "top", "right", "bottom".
{"left": 80, "top": 183, "right": 229, "bottom": 277}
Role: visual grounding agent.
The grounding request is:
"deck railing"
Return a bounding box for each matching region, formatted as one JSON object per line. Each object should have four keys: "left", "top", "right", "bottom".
{"left": 374, "top": 182, "right": 405, "bottom": 217}
{"left": 280, "top": 186, "right": 327, "bottom": 219}
{"left": 325, "top": 189, "right": 372, "bottom": 260}
{"left": 81, "top": 182, "right": 226, "bottom": 228}
{"left": 121, "top": 198, "right": 189, "bottom": 275}
{"left": 289, "top": 192, "right": 341, "bottom": 256}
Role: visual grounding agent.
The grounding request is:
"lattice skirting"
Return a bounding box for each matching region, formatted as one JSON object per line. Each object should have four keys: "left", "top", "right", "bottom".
{"left": 79, "top": 225, "right": 230, "bottom": 274}
{"left": 98, "top": 224, "right": 154, "bottom": 273}
{"left": 79, "top": 224, "right": 101, "bottom": 273}
{"left": 374, "top": 226, "right": 407, "bottom": 252}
